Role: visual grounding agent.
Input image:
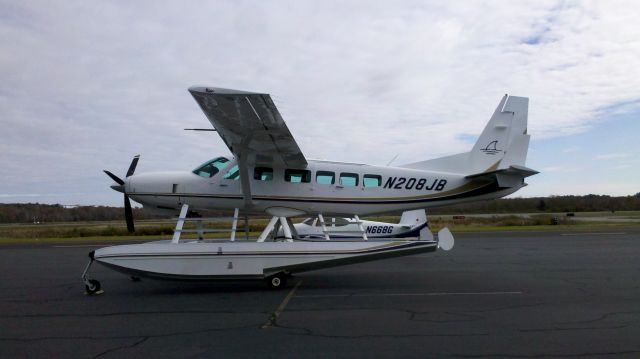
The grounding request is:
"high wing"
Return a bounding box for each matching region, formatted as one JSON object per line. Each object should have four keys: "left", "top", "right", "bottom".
{"left": 189, "top": 86, "right": 308, "bottom": 208}
{"left": 188, "top": 86, "right": 308, "bottom": 168}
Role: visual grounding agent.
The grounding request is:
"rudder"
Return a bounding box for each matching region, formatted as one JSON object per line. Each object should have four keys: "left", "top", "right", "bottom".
{"left": 399, "top": 209, "right": 427, "bottom": 226}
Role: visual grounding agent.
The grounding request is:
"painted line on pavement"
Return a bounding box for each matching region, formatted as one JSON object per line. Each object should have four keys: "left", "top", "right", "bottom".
{"left": 296, "top": 291, "right": 523, "bottom": 298}
{"left": 560, "top": 232, "right": 626, "bottom": 236}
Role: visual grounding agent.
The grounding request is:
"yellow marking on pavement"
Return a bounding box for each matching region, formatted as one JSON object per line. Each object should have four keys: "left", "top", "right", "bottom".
{"left": 261, "top": 280, "right": 302, "bottom": 329}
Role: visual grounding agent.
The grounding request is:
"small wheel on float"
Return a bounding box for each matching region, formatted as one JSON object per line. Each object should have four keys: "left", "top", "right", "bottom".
{"left": 266, "top": 273, "right": 287, "bottom": 289}
{"left": 85, "top": 279, "right": 102, "bottom": 295}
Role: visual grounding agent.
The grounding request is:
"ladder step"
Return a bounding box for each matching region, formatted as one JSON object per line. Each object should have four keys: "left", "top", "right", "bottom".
{"left": 174, "top": 229, "right": 235, "bottom": 233}
{"left": 174, "top": 217, "right": 243, "bottom": 221}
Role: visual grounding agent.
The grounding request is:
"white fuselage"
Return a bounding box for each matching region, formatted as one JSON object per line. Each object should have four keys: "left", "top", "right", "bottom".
{"left": 125, "top": 157, "right": 521, "bottom": 216}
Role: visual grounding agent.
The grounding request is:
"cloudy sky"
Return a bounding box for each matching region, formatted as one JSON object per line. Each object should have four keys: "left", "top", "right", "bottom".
{"left": 1, "top": 1, "right": 639, "bottom": 206}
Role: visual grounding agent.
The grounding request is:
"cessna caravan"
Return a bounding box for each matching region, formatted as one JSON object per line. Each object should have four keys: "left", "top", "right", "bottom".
{"left": 108, "top": 87, "right": 536, "bottom": 224}
{"left": 83, "top": 86, "right": 537, "bottom": 293}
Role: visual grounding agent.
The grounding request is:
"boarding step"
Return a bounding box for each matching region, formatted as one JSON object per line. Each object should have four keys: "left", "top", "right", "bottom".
{"left": 172, "top": 205, "right": 248, "bottom": 243}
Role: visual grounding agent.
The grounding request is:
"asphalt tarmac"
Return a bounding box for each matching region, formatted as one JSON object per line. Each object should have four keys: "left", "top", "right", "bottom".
{"left": 1, "top": 229, "right": 639, "bottom": 358}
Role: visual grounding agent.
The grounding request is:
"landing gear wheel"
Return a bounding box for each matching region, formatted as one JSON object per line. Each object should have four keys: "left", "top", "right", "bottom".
{"left": 85, "top": 279, "right": 102, "bottom": 295}
{"left": 266, "top": 273, "right": 287, "bottom": 289}
{"left": 130, "top": 276, "right": 141, "bottom": 282}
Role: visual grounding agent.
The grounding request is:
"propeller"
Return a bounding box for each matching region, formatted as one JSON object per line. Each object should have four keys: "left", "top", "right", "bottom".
{"left": 104, "top": 155, "right": 140, "bottom": 233}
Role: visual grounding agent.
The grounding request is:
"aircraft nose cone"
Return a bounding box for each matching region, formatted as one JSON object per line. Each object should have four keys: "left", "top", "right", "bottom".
{"left": 110, "top": 184, "right": 125, "bottom": 193}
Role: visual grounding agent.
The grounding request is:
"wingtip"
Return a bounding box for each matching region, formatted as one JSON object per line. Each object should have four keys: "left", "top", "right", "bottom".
{"left": 188, "top": 86, "right": 208, "bottom": 94}
{"left": 188, "top": 86, "right": 262, "bottom": 95}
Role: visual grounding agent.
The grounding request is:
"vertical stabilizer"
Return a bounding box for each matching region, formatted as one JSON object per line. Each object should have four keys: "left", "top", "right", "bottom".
{"left": 468, "top": 95, "right": 530, "bottom": 173}
{"left": 399, "top": 209, "right": 427, "bottom": 226}
{"left": 401, "top": 94, "right": 532, "bottom": 176}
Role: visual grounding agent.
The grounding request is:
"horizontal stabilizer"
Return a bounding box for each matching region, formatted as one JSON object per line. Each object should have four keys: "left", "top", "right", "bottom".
{"left": 466, "top": 165, "right": 539, "bottom": 187}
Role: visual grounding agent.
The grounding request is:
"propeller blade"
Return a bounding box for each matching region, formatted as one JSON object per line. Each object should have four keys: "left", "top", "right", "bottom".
{"left": 124, "top": 195, "right": 135, "bottom": 232}
{"left": 126, "top": 155, "right": 140, "bottom": 177}
{"left": 103, "top": 170, "right": 125, "bottom": 185}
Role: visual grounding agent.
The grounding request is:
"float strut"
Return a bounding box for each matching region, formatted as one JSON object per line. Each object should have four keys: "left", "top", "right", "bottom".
{"left": 230, "top": 208, "right": 239, "bottom": 242}
{"left": 354, "top": 215, "right": 368, "bottom": 241}
{"left": 257, "top": 216, "right": 280, "bottom": 242}
{"left": 318, "top": 213, "right": 331, "bottom": 241}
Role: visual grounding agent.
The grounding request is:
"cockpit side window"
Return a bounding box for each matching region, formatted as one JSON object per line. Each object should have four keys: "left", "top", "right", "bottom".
{"left": 193, "top": 157, "right": 231, "bottom": 178}
{"left": 223, "top": 165, "right": 240, "bottom": 180}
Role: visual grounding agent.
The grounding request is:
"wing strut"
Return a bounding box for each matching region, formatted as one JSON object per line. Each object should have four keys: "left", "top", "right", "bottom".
{"left": 237, "top": 151, "right": 253, "bottom": 208}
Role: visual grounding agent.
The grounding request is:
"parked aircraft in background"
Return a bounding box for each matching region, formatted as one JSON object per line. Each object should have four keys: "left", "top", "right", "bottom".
{"left": 281, "top": 209, "right": 431, "bottom": 240}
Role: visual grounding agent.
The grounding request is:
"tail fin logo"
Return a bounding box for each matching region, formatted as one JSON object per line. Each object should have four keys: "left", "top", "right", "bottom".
{"left": 480, "top": 140, "right": 502, "bottom": 155}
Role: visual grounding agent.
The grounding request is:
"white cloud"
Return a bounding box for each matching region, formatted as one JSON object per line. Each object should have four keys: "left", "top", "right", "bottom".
{"left": 540, "top": 165, "right": 582, "bottom": 173}
{"left": 609, "top": 164, "right": 632, "bottom": 170}
{"left": 562, "top": 146, "right": 580, "bottom": 153}
{"left": 1, "top": 1, "right": 640, "bottom": 204}
{"left": 594, "top": 153, "right": 633, "bottom": 160}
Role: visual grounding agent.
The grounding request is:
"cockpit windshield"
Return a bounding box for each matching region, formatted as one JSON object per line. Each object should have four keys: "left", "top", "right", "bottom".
{"left": 193, "top": 157, "right": 231, "bottom": 178}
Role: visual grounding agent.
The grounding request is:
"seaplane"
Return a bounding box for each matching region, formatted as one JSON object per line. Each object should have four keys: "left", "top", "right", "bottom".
{"left": 82, "top": 86, "right": 538, "bottom": 294}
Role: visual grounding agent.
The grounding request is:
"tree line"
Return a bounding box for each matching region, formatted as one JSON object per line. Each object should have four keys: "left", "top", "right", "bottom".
{"left": 0, "top": 204, "right": 163, "bottom": 224}
{"left": 431, "top": 193, "right": 640, "bottom": 214}
{"left": 1, "top": 193, "right": 639, "bottom": 223}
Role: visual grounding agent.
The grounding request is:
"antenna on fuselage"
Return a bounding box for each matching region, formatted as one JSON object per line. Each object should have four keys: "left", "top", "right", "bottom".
{"left": 386, "top": 154, "right": 400, "bottom": 166}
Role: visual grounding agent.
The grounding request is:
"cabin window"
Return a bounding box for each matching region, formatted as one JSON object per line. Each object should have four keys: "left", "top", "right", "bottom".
{"left": 223, "top": 165, "right": 240, "bottom": 180}
{"left": 302, "top": 218, "right": 319, "bottom": 226}
{"left": 339, "top": 173, "right": 359, "bottom": 187}
{"left": 285, "top": 169, "right": 311, "bottom": 183}
{"left": 316, "top": 171, "right": 335, "bottom": 185}
{"left": 333, "top": 218, "right": 350, "bottom": 227}
{"left": 254, "top": 167, "right": 273, "bottom": 181}
{"left": 363, "top": 174, "right": 382, "bottom": 187}
{"left": 192, "top": 157, "right": 231, "bottom": 178}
